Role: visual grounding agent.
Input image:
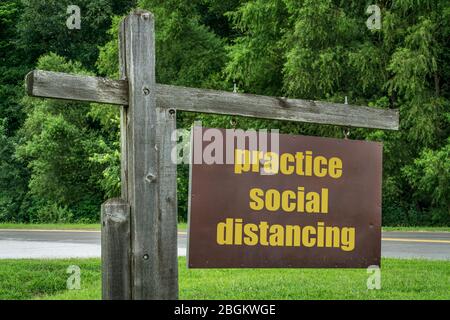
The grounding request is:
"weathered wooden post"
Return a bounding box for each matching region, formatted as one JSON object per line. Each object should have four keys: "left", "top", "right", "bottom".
{"left": 118, "top": 10, "right": 178, "bottom": 300}
{"left": 101, "top": 198, "right": 130, "bottom": 300}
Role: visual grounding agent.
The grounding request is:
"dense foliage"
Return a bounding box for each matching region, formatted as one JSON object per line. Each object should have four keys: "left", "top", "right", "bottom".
{"left": 0, "top": 0, "right": 448, "bottom": 225}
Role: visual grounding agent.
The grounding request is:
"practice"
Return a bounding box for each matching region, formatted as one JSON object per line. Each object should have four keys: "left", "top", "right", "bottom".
{"left": 217, "top": 218, "right": 355, "bottom": 252}
{"left": 234, "top": 149, "right": 343, "bottom": 178}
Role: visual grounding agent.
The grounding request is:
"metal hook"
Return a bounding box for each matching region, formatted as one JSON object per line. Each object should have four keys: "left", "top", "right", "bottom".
{"left": 231, "top": 79, "right": 238, "bottom": 128}
{"left": 343, "top": 96, "right": 350, "bottom": 139}
{"left": 233, "top": 79, "right": 238, "bottom": 93}
{"left": 230, "top": 117, "right": 237, "bottom": 128}
{"left": 343, "top": 128, "right": 350, "bottom": 139}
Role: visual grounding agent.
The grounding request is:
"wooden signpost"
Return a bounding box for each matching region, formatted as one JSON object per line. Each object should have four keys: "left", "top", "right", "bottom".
{"left": 25, "top": 10, "right": 399, "bottom": 300}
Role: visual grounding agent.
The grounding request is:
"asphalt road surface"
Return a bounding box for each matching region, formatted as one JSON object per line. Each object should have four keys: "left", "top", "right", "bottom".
{"left": 0, "top": 229, "right": 449, "bottom": 260}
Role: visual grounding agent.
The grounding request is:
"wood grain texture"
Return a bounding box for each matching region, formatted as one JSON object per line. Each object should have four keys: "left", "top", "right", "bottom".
{"left": 101, "top": 198, "right": 131, "bottom": 300}
{"left": 25, "top": 71, "right": 399, "bottom": 130}
{"left": 156, "top": 84, "right": 399, "bottom": 130}
{"left": 155, "top": 106, "right": 178, "bottom": 298}
{"left": 120, "top": 11, "right": 178, "bottom": 300}
{"left": 25, "top": 70, "right": 128, "bottom": 105}
{"left": 119, "top": 20, "right": 128, "bottom": 202}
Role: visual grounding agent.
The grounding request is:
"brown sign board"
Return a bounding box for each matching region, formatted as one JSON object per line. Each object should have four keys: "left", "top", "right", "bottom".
{"left": 187, "top": 127, "right": 382, "bottom": 268}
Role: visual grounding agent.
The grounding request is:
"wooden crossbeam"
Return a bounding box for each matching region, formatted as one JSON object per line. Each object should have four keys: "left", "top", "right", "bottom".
{"left": 26, "top": 70, "right": 128, "bottom": 105}
{"left": 26, "top": 70, "right": 399, "bottom": 130}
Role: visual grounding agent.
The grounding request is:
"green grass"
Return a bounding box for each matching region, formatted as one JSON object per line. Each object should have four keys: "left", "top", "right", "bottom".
{"left": 0, "top": 258, "right": 449, "bottom": 300}
{"left": 178, "top": 222, "right": 187, "bottom": 231}
{"left": 0, "top": 259, "right": 101, "bottom": 300}
{"left": 0, "top": 222, "right": 189, "bottom": 231}
{"left": 382, "top": 226, "right": 450, "bottom": 232}
{"left": 0, "top": 223, "right": 101, "bottom": 231}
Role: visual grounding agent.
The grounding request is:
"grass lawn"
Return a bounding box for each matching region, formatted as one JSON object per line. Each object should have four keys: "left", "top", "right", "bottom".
{"left": 0, "top": 223, "right": 101, "bottom": 231}
{"left": 382, "top": 226, "right": 450, "bottom": 232}
{"left": 0, "top": 258, "right": 449, "bottom": 300}
{"left": 178, "top": 222, "right": 187, "bottom": 231}
{"left": 0, "top": 222, "right": 189, "bottom": 231}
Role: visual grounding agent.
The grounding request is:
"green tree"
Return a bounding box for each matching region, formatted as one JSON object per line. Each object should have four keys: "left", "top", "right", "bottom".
{"left": 16, "top": 54, "right": 106, "bottom": 222}
{"left": 1, "top": 0, "right": 448, "bottom": 225}
{"left": 0, "top": 0, "right": 136, "bottom": 222}
{"left": 403, "top": 138, "right": 450, "bottom": 224}
{"left": 0, "top": 119, "right": 30, "bottom": 222}
{"left": 224, "top": 0, "right": 450, "bottom": 225}
{"left": 17, "top": 0, "right": 136, "bottom": 69}
{"left": 0, "top": 0, "right": 30, "bottom": 222}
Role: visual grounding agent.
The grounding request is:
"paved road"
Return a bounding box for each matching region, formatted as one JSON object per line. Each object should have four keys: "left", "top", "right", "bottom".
{"left": 381, "top": 232, "right": 450, "bottom": 260}
{"left": 0, "top": 229, "right": 449, "bottom": 260}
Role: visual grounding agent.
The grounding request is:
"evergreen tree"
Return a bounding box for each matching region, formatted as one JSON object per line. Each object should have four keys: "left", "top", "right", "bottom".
{"left": 0, "top": 0, "right": 448, "bottom": 225}
{"left": 15, "top": 54, "right": 106, "bottom": 222}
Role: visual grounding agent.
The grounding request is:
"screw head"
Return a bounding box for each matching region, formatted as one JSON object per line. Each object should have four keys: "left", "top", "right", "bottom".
{"left": 143, "top": 88, "right": 150, "bottom": 95}
{"left": 143, "top": 254, "right": 149, "bottom": 260}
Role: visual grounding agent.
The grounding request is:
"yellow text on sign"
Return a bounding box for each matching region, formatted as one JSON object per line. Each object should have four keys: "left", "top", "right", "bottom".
{"left": 234, "top": 149, "right": 343, "bottom": 178}
{"left": 249, "top": 187, "right": 329, "bottom": 214}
